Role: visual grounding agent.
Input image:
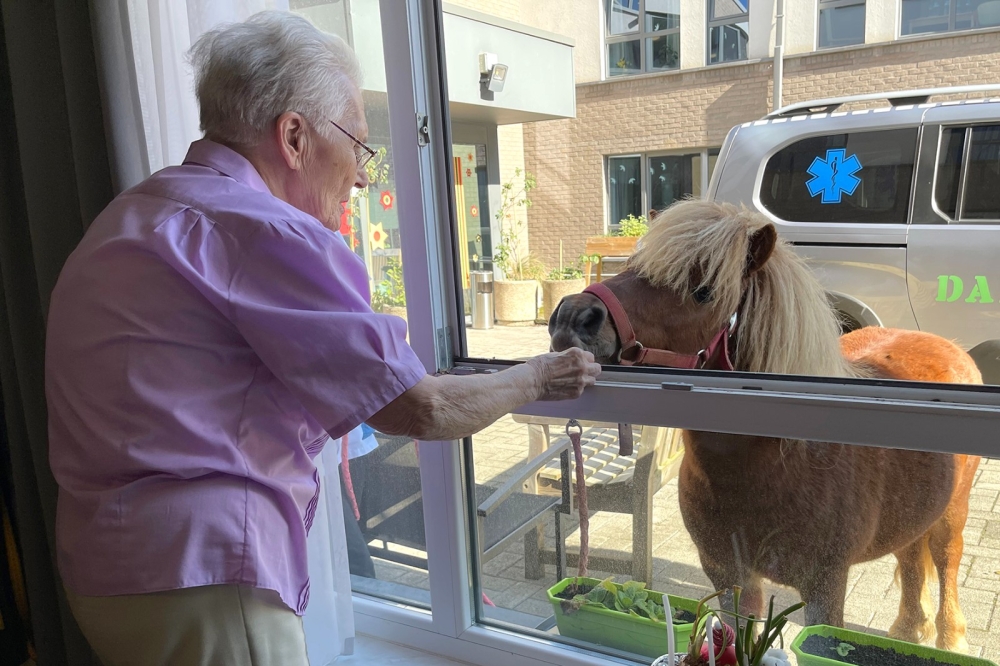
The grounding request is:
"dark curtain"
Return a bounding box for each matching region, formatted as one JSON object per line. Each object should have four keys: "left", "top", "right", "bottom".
{"left": 0, "top": 1, "right": 114, "bottom": 664}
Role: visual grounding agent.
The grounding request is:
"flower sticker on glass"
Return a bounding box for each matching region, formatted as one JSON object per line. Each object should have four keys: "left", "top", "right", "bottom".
{"left": 379, "top": 191, "right": 394, "bottom": 211}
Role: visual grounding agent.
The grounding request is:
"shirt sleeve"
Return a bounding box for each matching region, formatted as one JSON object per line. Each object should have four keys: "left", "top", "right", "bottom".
{"left": 226, "top": 219, "right": 427, "bottom": 439}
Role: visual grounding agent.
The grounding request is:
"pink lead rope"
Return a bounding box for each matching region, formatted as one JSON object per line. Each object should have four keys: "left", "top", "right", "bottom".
{"left": 566, "top": 420, "right": 589, "bottom": 578}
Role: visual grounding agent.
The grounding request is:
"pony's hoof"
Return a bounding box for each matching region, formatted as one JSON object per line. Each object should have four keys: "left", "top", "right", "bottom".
{"left": 888, "top": 617, "right": 937, "bottom": 645}
{"left": 936, "top": 633, "right": 970, "bottom": 654}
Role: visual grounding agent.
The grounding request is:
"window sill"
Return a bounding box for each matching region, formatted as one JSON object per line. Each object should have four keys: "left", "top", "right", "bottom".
{"left": 341, "top": 634, "right": 472, "bottom": 665}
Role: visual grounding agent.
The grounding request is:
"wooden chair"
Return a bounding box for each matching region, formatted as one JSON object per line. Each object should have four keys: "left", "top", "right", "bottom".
{"left": 512, "top": 416, "right": 685, "bottom": 585}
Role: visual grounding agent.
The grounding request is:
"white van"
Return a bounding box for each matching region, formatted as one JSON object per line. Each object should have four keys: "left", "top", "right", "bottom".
{"left": 708, "top": 85, "right": 1000, "bottom": 383}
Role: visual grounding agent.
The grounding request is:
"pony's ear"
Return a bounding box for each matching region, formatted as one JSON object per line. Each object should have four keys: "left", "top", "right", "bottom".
{"left": 746, "top": 223, "right": 777, "bottom": 275}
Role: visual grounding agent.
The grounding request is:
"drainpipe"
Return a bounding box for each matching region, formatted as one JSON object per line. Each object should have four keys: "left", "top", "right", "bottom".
{"left": 773, "top": 0, "right": 785, "bottom": 113}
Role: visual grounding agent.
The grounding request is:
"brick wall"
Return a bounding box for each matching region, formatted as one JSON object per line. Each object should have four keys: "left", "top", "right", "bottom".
{"left": 523, "top": 30, "right": 1000, "bottom": 270}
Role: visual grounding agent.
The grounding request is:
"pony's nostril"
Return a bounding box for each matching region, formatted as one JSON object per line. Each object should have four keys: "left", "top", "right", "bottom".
{"left": 579, "top": 305, "right": 606, "bottom": 336}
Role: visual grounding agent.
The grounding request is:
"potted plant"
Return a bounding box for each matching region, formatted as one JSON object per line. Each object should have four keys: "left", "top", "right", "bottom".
{"left": 542, "top": 264, "right": 586, "bottom": 320}
{"left": 493, "top": 168, "right": 539, "bottom": 325}
{"left": 547, "top": 576, "right": 701, "bottom": 660}
{"left": 659, "top": 588, "right": 803, "bottom": 666}
{"left": 538, "top": 240, "right": 586, "bottom": 319}
{"left": 371, "top": 258, "right": 407, "bottom": 321}
{"left": 791, "top": 625, "right": 998, "bottom": 666}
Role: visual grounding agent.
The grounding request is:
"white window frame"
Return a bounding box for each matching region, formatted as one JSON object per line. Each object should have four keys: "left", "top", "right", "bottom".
{"left": 605, "top": 149, "right": 720, "bottom": 233}
{"left": 817, "top": 0, "right": 866, "bottom": 50}
{"left": 604, "top": 0, "right": 681, "bottom": 78}
{"left": 707, "top": 0, "right": 749, "bottom": 65}
{"left": 605, "top": 153, "right": 643, "bottom": 234}
{"left": 364, "top": 3, "right": 1000, "bottom": 665}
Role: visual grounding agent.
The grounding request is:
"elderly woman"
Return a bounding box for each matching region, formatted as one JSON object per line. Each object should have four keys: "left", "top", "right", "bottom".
{"left": 44, "top": 11, "right": 599, "bottom": 666}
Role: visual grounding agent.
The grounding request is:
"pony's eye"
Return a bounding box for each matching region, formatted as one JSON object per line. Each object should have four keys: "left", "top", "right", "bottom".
{"left": 693, "top": 286, "right": 713, "bottom": 304}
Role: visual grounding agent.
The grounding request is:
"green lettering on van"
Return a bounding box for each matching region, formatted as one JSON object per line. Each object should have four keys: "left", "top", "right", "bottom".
{"left": 965, "top": 276, "right": 994, "bottom": 304}
{"left": 936, "top": 275, "right": 964, "bottom": 303}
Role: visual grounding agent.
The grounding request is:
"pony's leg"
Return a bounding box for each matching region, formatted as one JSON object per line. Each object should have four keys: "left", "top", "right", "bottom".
{"left": 702, "top": 559, "right": 764, "bottom": 619}
{"left": 927, "top": 459, "right": 977, "bottom": 653}
{"left": 888, "top": 536, "right": 937, "bottom": 645}
{"left": 800, "top": 564, "right": 848, "bottom": 627}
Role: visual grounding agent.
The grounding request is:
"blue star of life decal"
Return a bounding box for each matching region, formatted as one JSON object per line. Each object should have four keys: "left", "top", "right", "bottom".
{"left": 806, "top": 149, "right": 862, "bottom": 204}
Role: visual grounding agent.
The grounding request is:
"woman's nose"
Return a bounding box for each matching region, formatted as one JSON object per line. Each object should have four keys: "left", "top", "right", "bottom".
{"left": 354, "top": 164, "right": 369, "bottom": 190}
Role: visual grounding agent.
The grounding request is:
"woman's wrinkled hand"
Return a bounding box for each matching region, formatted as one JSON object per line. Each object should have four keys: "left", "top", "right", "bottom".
{"left": 527, "top": 347, "right": 602, "bottom": 401}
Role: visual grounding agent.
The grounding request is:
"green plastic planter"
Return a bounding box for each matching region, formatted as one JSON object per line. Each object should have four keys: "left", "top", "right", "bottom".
{"left": 546, "top": 577, "right": 700, "bottom": 660}
{"left": 791, "top": 625, "right": 998, "bottom": 666}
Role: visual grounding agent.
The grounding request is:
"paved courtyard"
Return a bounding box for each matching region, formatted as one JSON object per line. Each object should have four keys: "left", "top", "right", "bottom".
{"left": 371, "top": 324, "right": 1000, "bottom": 663}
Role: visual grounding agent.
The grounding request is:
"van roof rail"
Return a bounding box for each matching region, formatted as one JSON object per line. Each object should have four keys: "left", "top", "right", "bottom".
{"left": 766, "top": 84, "right": 1000, "bottom": 118}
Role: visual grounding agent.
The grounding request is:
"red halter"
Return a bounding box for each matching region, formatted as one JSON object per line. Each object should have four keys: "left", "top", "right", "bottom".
{"left": 583, "top": 282, "right": 736, "bottom": 371}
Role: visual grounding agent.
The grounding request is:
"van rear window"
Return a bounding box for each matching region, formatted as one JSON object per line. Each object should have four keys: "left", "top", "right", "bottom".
{"left": 759, "top": 129, "right": 918, "bottom": 224}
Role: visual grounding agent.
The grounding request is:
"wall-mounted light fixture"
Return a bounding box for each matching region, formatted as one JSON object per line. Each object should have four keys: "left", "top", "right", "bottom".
{"left": 479, "top": 52, "right": 508, "bottom": 100}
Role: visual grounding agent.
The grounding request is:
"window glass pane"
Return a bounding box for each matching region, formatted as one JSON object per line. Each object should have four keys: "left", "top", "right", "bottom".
{"left": 819, "top": 3, "right": 866, "bottom": 48}
{"left": 468, "top": 412, "right": 1000, "bottom": 663}
{"left": 935, "top": 127, "right": 966, "bottom": 219}
{"left": 709, "top": 22, "right": 749, "bottom": 64}
{"left": 646, "top": 0, "right": 681, "bottom": 30}
{"left": 900, "top": 0, "right": 980, "bottom": 35}
{"left": 607, "top": 0, "right": 640, "bottom": 35}
{"left": 711, "top": 0, "right": 749, "bottom": 20}
{"left": 961, "top": 125, "right": 1000, "bottom": 220}
{"left": 292, "top": 0, "right": 430, "bottom": 608}
{"left": 759, "top": 129, "right": 918, "bottom": 224}
{"left": 901, "top": 0, "right": 951, "bottom": 35}
{"left": 453, "top": 143, "right": 493, "bottom": 312}
{"left": 649, "top": 154, "right": 696, "bottom": 211}
{"left": 608, "top": 40, "right": 641, "bottom": 76}
{"left": 609, "top": 156, "right": 643, "bottom": 230}
{"left": 647, "top": 32, "right": 680, "bottom": 71}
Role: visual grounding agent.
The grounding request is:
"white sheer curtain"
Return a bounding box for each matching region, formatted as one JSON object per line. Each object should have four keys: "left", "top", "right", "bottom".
{"left": 125, "top": 0, "right": 289, "bottom": 173}
{"left": 120, "top": 2, "right": 356, "bottom": 662}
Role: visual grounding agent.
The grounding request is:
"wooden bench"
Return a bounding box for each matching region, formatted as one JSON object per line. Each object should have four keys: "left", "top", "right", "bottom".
{"left": 512, "top": 415, "right": 685, "bottom": 585}
{"left": 583, "top": 236, "right": 638, "bottom": 285}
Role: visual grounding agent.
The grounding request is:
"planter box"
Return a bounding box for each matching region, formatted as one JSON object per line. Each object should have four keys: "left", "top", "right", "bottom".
{"left": 494, "top": 280, "right": 538, "bottom": 325}
{"left": 547, "top": 577, "right": 700, "bottom": 660}
{"left": 542, "top": 278, "right": 586, "bottom": 320}
{"left": 791, "top": 625, "right": 998, "bottom": 666}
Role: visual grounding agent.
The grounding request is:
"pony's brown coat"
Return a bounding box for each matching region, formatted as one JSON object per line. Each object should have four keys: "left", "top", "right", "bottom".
{"left": 549, "top": 200, "right": 980, "bottom": 650}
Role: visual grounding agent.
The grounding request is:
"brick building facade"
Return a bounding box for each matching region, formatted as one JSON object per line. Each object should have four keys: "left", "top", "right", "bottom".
{"left": 450, "top": 0, "right": 1000, "bottom": 272}
{"left": 524, "top": 29, "right": 1000, "bottom": 267}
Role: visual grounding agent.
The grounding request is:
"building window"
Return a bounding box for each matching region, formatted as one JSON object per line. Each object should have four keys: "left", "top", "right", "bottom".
{"left": 607, "top": 150, "right": 719, "bottom": 232}
{"left": 901, "top": 0, "right": 1000, "bottom": 36}
{"left": 708, "top": 0, "right": 749, "bottom": 64}
{"left": 605, "top": 0, "right": 680, "bottom": 77}
{"left": 608, "top": 155, "right": 642, "bottom": 228}
{"left": 759, "top": 129, "right": 919, "bottom": 224}
{"left": 936, "top": 124, "right": 1000, "bottom": 221}
{"left": 818, "top": 0, "right": 866, "bottom": 48}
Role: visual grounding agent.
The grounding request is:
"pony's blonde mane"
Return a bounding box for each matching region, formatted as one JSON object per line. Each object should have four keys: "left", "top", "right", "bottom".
{"left": 629, "top": 199, "right": 859, "bottom": 378}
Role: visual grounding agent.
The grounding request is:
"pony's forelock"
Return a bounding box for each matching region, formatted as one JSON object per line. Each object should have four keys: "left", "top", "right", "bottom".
{"left": 629, "top": 200, "right": 859, "bottom": 377}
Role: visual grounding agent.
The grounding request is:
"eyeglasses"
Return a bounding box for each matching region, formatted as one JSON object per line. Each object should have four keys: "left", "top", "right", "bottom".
{"left": 329, "top": 119, "right": 376, "bottom": 170}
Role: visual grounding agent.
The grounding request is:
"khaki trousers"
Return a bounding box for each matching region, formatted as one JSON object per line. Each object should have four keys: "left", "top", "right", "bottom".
{"left": 66, "top": 584, "right": 309, "bottom": 666}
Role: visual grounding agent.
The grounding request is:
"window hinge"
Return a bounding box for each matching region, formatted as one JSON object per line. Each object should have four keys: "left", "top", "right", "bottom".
{"left": 416, "top": 113, "right": 429, "bottom": 147}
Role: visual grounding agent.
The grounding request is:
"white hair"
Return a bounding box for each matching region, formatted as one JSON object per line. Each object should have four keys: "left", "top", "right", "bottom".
{"left": 189, "top": 10, "right": 364, "bottom": 148}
